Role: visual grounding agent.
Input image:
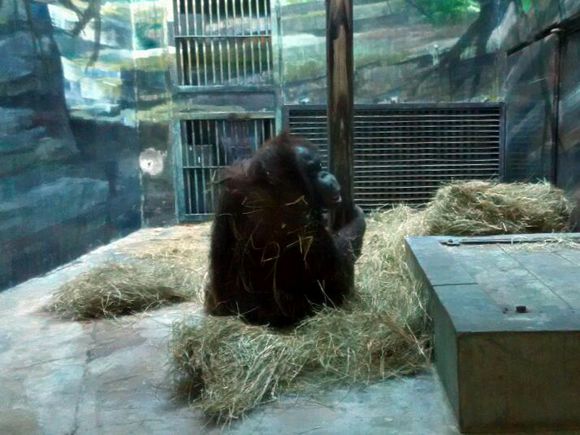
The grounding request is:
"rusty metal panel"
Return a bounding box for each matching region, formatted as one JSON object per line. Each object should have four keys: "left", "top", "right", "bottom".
{"left": 504, "top": 34, "right": 559, "bottom": 182}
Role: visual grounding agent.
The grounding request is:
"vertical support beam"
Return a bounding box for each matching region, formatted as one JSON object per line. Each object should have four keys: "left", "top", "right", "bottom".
{"left": 551, "top": 28, "right": 562, "bottom": 185}
{"left": 326, "top": 0, "right": 354, "bottom": 229}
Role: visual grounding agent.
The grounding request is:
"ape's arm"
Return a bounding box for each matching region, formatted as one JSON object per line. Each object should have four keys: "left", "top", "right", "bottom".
{"left": 206, "top": 192, "right": 239, "bottom": 314}
{"left": 334, "top": 204, "right": 366, "bottom": 261}
{"left": 320, "top": 204, "right": 365, "bottom": 302}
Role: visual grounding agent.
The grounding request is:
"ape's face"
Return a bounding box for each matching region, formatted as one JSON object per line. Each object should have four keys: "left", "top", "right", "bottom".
{"left": 294, "top": 146, "right": 342, "bottom": 209}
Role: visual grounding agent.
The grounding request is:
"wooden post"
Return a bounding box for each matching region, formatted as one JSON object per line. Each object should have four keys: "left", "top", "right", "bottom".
{"left": 326, "top": 0, "right": 354, "bottom": 229}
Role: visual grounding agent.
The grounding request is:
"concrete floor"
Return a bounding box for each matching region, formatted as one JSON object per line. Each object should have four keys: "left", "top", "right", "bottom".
{"left": 0, "top": 228, "right": 465, "bottom": 435}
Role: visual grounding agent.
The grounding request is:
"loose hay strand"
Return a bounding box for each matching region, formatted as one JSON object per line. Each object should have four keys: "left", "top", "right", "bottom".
{"left": 48, "top": 224, "right": 212, "bottom": 320}
{"left": 171, "top": 316, "right": 310, "bottom": 421}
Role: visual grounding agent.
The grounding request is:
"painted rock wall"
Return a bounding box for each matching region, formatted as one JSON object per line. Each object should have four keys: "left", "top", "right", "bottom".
{"left": 0, "top": 0, "right": 141, "bottom": 290}
{"left": 279, "top": 0, "right": 508, "bottom": 105}
{"left": 503, "top": 1, "right": 580, "bottom": 227}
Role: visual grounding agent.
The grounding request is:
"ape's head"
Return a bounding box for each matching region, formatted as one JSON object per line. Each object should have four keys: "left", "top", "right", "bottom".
{"left": 293, "top": 144, "right": 342, "bottom": 209}
{"left": 250, "top": 133, "right": 342, "bottom": 211}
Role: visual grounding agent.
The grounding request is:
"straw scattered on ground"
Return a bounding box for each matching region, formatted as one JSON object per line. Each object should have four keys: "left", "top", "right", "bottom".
{"left": 49, "top": 224, "right": 211, "bottom": 320}
{"left": 170, "top": 180, "right": 572, "bottom": 422}
{"left": 49, "top": 262, "right": 198, "bottom": 320}
{"left": 47, "top": 180, "right": 572, "bottom": 420}
{"left": 123, "top": 224, "right": 211, "bottom": 278}
{"left": 171, "top": 206, "right": 431, "bottom": 421}
{"left": 424, "top": 180, "right": 571, "bottom": 236}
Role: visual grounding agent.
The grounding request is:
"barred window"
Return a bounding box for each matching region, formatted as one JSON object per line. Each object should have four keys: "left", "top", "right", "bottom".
{"left": 173, "top": 0, "right": 273, "bottom": 86}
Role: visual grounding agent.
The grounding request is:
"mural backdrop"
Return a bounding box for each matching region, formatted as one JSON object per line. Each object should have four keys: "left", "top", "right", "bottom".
{"left": 281, "top": 0, "right": 504, "bottom": 104}
{"left": 0, "top": 0, "right": 159, "bottom": 289}
{"left": 1, "top": 0, "right": 579, "bottom": 290}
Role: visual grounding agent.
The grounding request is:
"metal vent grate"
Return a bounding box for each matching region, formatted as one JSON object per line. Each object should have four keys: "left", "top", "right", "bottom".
{"left": 178, "top": 116, "right": 275, "bottom": 219}
{"left": 173, "top": 0, "right": 273, "bottom": 87}
{"left": 286, "top": 104, "right": 503, "bottom": 210}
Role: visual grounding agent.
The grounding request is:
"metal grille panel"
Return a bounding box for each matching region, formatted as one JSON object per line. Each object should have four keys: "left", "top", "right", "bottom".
{"left": 286, "top": 105, "right": 503, "bottom": 210}
{"left": 173, "top": 0, "right": 273, "bottom": 86}
{"left": 180, "top": 117, "right": 275, "bottom": 218}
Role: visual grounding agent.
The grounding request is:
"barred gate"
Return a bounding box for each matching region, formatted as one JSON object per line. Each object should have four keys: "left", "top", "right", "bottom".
{"left": 175, "top": 115, "right": 275, "bottom": 220}
{"left": 172, "top": 0, "right": 276, "bottom": 221}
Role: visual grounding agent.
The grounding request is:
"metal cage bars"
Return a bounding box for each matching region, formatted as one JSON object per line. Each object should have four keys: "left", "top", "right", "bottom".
{"left": 173, "top": 0, "right": 273, "bottom": 87}
{"left": 286, "top": 104, "right": 504, "bottom": 210}
{"left": 178, "top": 116, "right": 275, "bottom": 218}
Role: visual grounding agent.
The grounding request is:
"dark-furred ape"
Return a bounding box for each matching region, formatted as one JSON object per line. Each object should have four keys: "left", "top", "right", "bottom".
{"left": 205, "top": 132, "right": 366, "bottom": 327}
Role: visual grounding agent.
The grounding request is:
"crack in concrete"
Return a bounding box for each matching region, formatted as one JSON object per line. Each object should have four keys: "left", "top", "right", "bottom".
{"left": 70, "top": 322, "right": 97, "bottom": 435}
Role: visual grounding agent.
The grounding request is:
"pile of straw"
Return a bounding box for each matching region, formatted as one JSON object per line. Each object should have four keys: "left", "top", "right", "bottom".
{"left": 49, "top": 262, "right": 197, "bottom": 320}
{"left": 49, "top": 224, "right": 211, "bottom": 319}
{"left": 170, "top": 181, "right": 571, "bottom": 422}
{"left": 47, "top": 180, "right": 572, "bottom": 419}
{"left": 171, "top": 206, "right": 431, "bottom": 422}
{"left": 425, "top": 181, "right": 571, "bottom": 235}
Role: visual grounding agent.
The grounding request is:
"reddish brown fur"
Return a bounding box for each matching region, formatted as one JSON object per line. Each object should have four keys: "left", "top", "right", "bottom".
{"left": 205, "top": 133, "right": 365, "bottom": 327}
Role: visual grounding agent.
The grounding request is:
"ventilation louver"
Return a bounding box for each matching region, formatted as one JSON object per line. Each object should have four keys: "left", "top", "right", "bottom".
{"left": 286, "top": 105, "right": 503, "bottom": 210}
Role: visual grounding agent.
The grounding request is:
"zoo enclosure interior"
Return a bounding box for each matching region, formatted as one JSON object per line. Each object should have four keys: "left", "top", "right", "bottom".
{"left": 1, "top": 0, "right": 579, "bottom": 290}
